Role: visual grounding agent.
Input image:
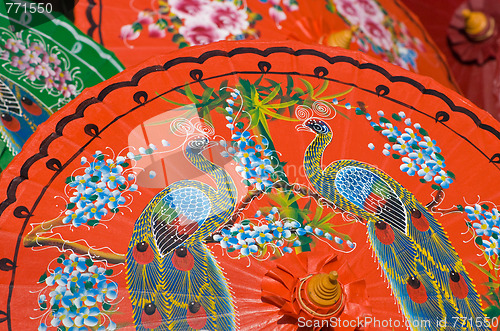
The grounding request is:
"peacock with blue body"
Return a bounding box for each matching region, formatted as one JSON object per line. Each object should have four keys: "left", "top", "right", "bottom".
{"left": 126, "top": 136, "right": 237, "bottom": 330}
{"left": 298, "top": 118, "right": 487, "bottom": 330}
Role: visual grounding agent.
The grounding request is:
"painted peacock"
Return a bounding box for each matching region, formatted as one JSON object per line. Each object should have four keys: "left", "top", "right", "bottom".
{"left": 0, "top": 75, "right": 50, "bottom": 166}
{"left": 298, "top": 118, "right": 487, "bottom": 330}
{"left": 126, "top": 136, "right": 237, "bottom": 330}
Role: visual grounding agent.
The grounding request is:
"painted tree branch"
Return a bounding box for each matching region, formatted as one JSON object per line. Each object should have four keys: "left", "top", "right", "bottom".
{"left": 23, "top": 217, "right": 125, "bottom": 264}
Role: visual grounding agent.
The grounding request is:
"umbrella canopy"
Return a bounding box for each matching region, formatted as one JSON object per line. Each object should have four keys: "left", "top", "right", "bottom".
{"left": 402, "top": 0, "right": 500, "bottom": 121}
{"left": 0, "top": 0, "right": 124, "bottom": 169}
{"left": 74, "top": 0, "right": 458, "bottom": 91}
{"left": 0, "top": 40, "right": 498, "bottom": 330}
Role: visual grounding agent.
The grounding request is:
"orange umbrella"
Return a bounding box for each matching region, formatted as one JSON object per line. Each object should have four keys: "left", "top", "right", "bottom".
{"left": 74, "top": 0, "right": 458, "bottom": 91}
{"left": 0, "top": 40, "right": 497, "bottom": 330}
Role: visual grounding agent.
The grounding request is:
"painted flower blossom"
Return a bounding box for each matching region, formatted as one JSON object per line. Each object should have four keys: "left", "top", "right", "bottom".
{"left": 179, "top": 18, "right": 228, "bottom": 45}
{"left": 209, "top": 1, "right": 249, "bottom": 35}
{"left": 169, "top": 0, "right": 209, "bottom": 18}
{"left": 120, "top": 24, "right": 141, "bottom": 41}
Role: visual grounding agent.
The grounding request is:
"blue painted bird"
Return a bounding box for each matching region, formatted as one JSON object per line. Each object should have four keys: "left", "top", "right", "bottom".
{"left": 0, "top": 75, "right": 51, "bottom": 158}
{"left": 297, "top": 118, "right": 487, "bottom": 330}
{"left": 126, "top": 136, "right": 237, "bottom": 330}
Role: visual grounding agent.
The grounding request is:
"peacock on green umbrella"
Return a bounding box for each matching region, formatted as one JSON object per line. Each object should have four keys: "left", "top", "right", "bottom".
{"left": 297, "top": 118, "right": 487, "bottom": 330}
{"left": 126, "top": 136, "right": 237, "bottom": 330}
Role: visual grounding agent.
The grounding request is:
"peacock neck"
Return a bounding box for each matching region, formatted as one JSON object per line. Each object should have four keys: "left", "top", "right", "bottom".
{"left": 304, "top": 133, "right": 332, "bottom": 190}
{"left": 186, "top": 151, "right": 237, "bottom": 216}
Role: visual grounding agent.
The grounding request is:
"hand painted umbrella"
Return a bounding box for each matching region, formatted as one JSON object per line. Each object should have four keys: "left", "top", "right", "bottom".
{"left": 0, "top": 40, "right": 498, "bottom": 331}
{"left": 402, "top": 0, "right": 500, "bottom": 121}
{"left": 0, "top": 0, "right": 124, "bottom": 169}
{"left": 73, "top": 0, "right": 458, "bottom": 91}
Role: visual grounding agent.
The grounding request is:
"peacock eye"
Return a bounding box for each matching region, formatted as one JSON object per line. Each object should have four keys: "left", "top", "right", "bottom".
{"left": 136, "top": 241, "right": 148, "bottom": 252}
{"left": 411, "top": 208, "right": 422, "bottom": 218}
{"left": 407, "top": 276, "right": 421, "bottom": 289}
{"left": 175, "top": 246, "right": 187, "bottom": 257}
{"left": 450, "top": 271, "right": 460, "bottom": 282}
{"left": 375, "top": 220, "right": 387, "bottom": 230}
{"left": 188, "top": 301, "right": 201, "bottom": 314}
{"left": 144, "top": 302, "right": 156, "bottom": 315}
{"left": 21, "top": 96, "right": 33, "bottom": 106}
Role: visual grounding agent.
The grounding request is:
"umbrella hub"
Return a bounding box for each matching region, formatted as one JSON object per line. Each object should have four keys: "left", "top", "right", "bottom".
{"left": 462, "top": 9, "right": 495, "bottom": 42}
{"left": 296, "top": 270, "right": 345, "bottom": 318}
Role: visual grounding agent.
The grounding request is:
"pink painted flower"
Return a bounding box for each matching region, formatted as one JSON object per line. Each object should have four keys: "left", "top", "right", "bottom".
{"left": 357, "top": 0, "right": 384, "bottom": 23}
{"left": 148, "top": 23, "right": 167, "bottom": 38}
{"left": 25, "top": 67, "right": 40, "bottom": 81}
{"left": 268, "top": 0, "right": 281, "bottom": 5}
{"left": 60, "top": 83, "right": 77, "bottom": 98}
{"left": 169, "top": 0, "right": 209, "bottom": 19}
{"left": 35, "top": 62, "right": 55, "bottom": 78}
{"left": 179, "top": 18, "right": 228, "bottom": 45}
{"left": 137, "top": 10, "right": 154, "bottom": 25}
{"left": 28, "top": 42, "right": 45, "bottom": 56}
{"left": 44, "top": 76, "right": 58, "bottom": 90}
{"left": 120, "top": 24, "right": 140, "bottom": 41}
{"left": 269, "top": 6, "right": 287, "bottom": 26}
{"left": 209, "top": 2, "right": 248, "bottom": 35}
{"left": 362, "top": 18, "right": 393, "bottom": 50}
{"left": 54, "top": 67, "right": 71, "bottom": 83}
{"left": 5, "top": 38, "right": 25, "bottom": 53}
{"left": 43, "top": 53, "right": 61, "bottom": 66}
{"left": 10, "top": 56, "right": 28, "bottom": 70}
{"left": 334, "top": 0, "right": 362, "bottom": 25}
{"left": 21, "top": 49, "right": 42, "bottom": 65}
{"left": 283, "top": 0, "right": 299, "bottom": 11}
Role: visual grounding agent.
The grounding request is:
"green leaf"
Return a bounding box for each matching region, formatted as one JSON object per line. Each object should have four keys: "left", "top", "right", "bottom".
{"left": 119, "top": 184, "right": 127, "bottom": 191}
{"left": 419, "top": 128, "right": 429, "bottom": 136}
{"left": 475, "top": 236, "right": 484, "bottom": 246}
{"left": 241, "top": 219, "right": 250, "bottom": 225}
{"left": 85, "top": 259, "right": 94, "bottom": 267}
{"left": 434, "top": 153, "right": 445, "bottom": 161}
{"left": 97, "top": 154, "right": 105, "bottom": 161}
{"left": 201, "top": 87, "right": 214, "bottom": 103}
{"left": 373, "top": 126, "right": 383, "bottom": 131}
{"left": 326, "top": 1, "right": 335, "bottom": 13}
{"left": 132, "top": 22, "right": 143, "bottom": 31}
{"left": 419, "top": 179, "right": 427, "bottom": 184}
{"left": 235, "top": 122, "right": 244, "bottom": 129}
{"left": 66, "top": 203, "right": 75, "bottom": 210}
{"left": 85, "top": 281, "right": 93, "bottom": 290}
{"left": 392, "top": 113, "right": 402, "bottom": 122}
{"left": 355, "top": 107, "right": 365, "bottom": 115}
{"left": 121, "top": 162, "right": 129, "bottom": 168}
{"left": 431, "top": 184, "right": 441, "bottom": 190}
{"left": 179, "top": 42, "right": 189, "bottom": 48}
{"left": 103, "top": 302, "right": 112, "bottom": 311}
{"left": 51, "top": 304, "right": 59, "bottom": 312}
{"left": 457, "top": 204, "right": 464, "bottom": 211}
{"left": 57, "top": 254, "right": 66, "bottom": 264}
{"left": 184, "top": 85, "right": 199, "bottom": 104}
{"left": 485, "top": 305, "right": 500, "bottom": 317}
{"left": 111, "top": 208, "right": 119, "bottom": 213}
{"left": 105, "top": 269, "right": 114, "bottom": 276}
{"left": 38, "top": 272, "right": 47, "bottom": 284}
{"left": 379, "top": 117, "right": 391, "bottom": 124}
{"left": 391, "top": 154, "right": 401, "bottom": 159}
{"left": 40, "top": 302, "right": 47, "bottom": 311}
{"left": 57, "top": 326, "right": 66, "bottom": 331}
{"left": 299, "top": 78, "right": 314, "bottom": 95}
{"left": 87, "top": 219, "right": 99, "bottom": 227}
{"left": 482, "top": 204, "right": 490, "bottom": 210}
{"left": 388, "top": 137, "right": 396, "bottom": 143}
{"left": 172, "top": 33, "right": 183, "bottom": 43}
{"left": 65, "top": 176, "right": 75, "bottom": 184}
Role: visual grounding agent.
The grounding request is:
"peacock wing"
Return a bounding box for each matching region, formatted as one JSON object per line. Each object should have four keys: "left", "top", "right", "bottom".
{"left": 157, "top": 242, "right": 235, "bottom": 330}
{"left": 151, "top": 186, "right": 212, "bottom": 257}
{"left": 332, "top": 164, "right": 408, "bottom": 234}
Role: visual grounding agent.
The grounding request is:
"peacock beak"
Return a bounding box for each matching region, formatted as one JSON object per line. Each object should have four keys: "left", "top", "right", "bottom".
{"left": 295, "top": 123, "right": 312, "bottom": 132}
